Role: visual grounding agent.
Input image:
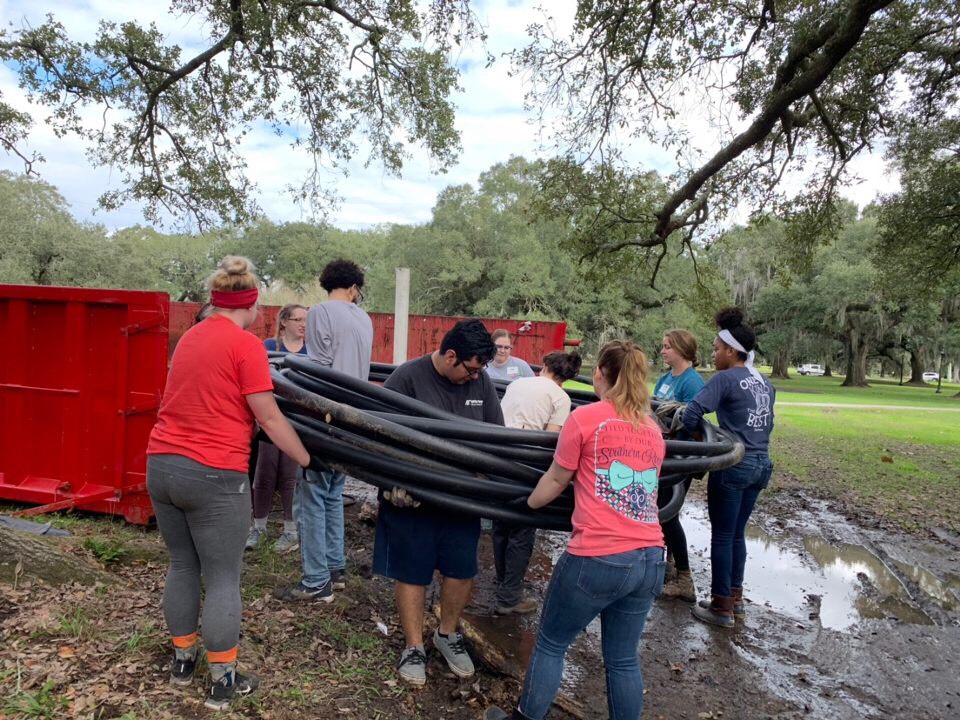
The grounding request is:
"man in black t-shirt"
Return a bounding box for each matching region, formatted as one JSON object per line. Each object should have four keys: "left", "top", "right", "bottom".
{"left": 377, "top": 319, "right": 502, "bottom": 687}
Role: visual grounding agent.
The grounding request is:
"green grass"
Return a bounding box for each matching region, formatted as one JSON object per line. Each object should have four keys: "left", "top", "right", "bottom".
{"left": 2, "top": 680, "right": 70, "bottom": 719}
{"left": 769, "top": 374, "right": 960, "bottom": 407}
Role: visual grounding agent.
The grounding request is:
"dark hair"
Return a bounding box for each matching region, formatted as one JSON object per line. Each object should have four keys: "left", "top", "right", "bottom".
{"left": 542, "top": 351, "right": 582, "bottom": 382}
{"left": 597, "top": 340, "right": 651, "bottom": 425}
{"left": 319, "top": 259, "right": 364, "bottom": 293}
{"left": 440, "top": 319, "right": 496, "bottom": 365}
{"left": 715, "top": 306, "right": 756, "bottom": 359}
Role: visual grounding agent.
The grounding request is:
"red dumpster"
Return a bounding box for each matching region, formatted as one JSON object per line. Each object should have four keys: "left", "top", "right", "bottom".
{"left": 0, "top": 285, "right": 168, "bottom": 524}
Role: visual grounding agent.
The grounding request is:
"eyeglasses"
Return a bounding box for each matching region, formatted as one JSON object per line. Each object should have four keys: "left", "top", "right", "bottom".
{"left": 495, "top": 344, "right": 512, "bottom": 351}
{"left": 354, "top": 286, "right": 365, "bottom": 305}
{"left": 456, "top": 359, "right": 487, "bottom": 378}
{"left": 287, "top": 317, "right": 307, "bottom": 323}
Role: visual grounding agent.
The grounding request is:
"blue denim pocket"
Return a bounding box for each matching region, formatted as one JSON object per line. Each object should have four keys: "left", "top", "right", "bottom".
{"left": 575, "top": 555, "right": 632, "bottom": 601}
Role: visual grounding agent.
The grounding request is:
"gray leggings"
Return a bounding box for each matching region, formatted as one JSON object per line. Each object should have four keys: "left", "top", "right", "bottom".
{"left": 147, "top": 454, "right": 250, "bottom": 653}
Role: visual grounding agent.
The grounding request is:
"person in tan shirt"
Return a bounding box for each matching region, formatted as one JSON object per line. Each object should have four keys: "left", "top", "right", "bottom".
{"left": 493, "top": 351, "right": 582, "bottom": 614}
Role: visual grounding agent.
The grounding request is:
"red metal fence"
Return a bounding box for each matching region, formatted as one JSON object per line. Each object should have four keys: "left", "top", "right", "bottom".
{"left": 170, "top": 303, "right": 567, "bottom": 365}
{"left": 0, "top": 285, "right": 570, "bottom": 523}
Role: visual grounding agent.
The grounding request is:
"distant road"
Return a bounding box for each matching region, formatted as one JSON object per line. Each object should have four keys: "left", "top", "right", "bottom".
{"left": 778, "top": 402, "right": 960, "bottom": 413}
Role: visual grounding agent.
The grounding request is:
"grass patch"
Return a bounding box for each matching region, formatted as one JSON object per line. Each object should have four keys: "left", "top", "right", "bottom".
{"left": 772, "top": 406, "right": 960, "bottom": 533}
{"left": 3, "top": 680, "right": 70, "bottom": 719}
{"left": 120, "top": 621, "right": 165, "bottom": 655}
{"left": 82, "top": 537, "right": 129, "bottom": 565}
{"left": 56, "top": 606, "right": 92, "bottom": 640}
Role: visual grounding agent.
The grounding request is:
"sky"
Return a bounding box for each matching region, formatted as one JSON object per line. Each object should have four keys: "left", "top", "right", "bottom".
{"left": 0, "top": 0, "right": 900, "bottom": 233}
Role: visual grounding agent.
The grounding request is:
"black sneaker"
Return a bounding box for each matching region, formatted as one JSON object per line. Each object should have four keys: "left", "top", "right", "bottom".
{"left": 205, "top": 670, "right": 260, "bottom": 711}
{"left": 170, "top": 654, "right": 197, "bottom": 686}
{"left": 287, "top": 579, "right": 334, "bottom": 603}
{"left": 330, "top": 568, "right": 347, "bottom": 591}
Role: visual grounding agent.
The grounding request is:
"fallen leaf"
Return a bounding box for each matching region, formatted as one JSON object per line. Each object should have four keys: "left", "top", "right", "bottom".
{"left": 57, "top": 646, "right": 76, "bottom": 658}
{"left": 881, "top": 455, "right": 894, "bottom": 463}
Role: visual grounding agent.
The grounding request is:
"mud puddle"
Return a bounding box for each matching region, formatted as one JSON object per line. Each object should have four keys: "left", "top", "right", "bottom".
{"left": 681, "top": 500, "right": 960, "bottom": 629}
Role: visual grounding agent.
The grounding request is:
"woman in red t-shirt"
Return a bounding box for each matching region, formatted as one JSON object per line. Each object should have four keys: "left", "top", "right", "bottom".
{"left": 146, "top": 256, "right": 311, "bottom": 711}
{"left": 487, "top": 340, "right": 667, "bottom": 720}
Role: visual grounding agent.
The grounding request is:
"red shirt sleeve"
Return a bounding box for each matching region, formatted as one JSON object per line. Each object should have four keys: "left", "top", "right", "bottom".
{"left": 237, "top": 335, "right": 274, "bottom": 395}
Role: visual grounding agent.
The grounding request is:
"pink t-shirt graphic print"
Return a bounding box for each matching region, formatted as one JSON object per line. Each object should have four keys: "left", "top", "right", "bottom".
{"left": 555, "top": 401, "right": 666, "bottom": 556}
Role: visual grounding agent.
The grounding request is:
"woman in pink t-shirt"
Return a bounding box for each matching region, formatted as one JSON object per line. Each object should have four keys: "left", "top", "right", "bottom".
{"left": 487, "top": 340, "right": 667, "bottom": 720}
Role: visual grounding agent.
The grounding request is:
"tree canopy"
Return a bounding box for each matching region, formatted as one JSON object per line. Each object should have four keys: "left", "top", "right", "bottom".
{"left": 0, "top": 0, "right": 479, "bottom": 227}
{"left": 516, "top": 0, "right": 960, "bottom": 272}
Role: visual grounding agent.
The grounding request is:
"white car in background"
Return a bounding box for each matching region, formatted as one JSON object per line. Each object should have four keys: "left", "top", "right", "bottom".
{"left": 797, "top": 364, "right": 825, "bottom": 376}
{"left": 922, "top": 372, "right": 939, "bottom": 382}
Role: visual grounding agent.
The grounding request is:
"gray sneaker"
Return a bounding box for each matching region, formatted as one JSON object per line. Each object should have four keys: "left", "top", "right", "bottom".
{"left": 244, "top": 526, "right": 265, "bottom": 551}
{"left": 274, "top": 531, "right": 299, "bottom": 554}
{"left": 398, "top": 646, "right": 427, "bottom": 686}
{"left": 433, "top": 629, "right": 474, "bottom": 678}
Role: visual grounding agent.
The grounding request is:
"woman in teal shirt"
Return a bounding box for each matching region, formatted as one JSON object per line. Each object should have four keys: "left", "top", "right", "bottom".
{"left": 654, "top": 329, "right": 705, "bottom": 602}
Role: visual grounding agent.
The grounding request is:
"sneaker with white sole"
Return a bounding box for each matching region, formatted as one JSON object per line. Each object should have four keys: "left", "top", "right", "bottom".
{"left": 170, "top": 653, "right": 197, "bottom": 686}
{"left": 244, "top": 526, "right": 265, "bottom": 551}
{"left": 398, "top": 645, "right": 427, "bottom": 686}
{"left": 433, "top": 629, "right": 474, "bottom": 678}
{"left": 273, "top": 531, "right": 299, "bottom": 554}
{"left": 204, "top": 669, "right": 259, "bottom": 711}
{"left": 330, "top": 568, "right": 347, "bottom": 590}
{"left": 284, "top": 579, "right": 334, "bottom": 603}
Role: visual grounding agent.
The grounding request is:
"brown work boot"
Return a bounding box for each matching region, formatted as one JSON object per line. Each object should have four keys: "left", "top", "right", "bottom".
{"left": 692, "top": 595, "right": 736, "bottom": 628}
{"left": 660, "top": 570, "right": 697, "bottom": 602}
{"left": 731, "top": 586, "right": 745, "bottom": 619}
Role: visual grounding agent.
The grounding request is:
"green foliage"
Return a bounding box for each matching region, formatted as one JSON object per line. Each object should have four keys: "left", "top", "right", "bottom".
{"left": 2, "top": 680, "right": 70, "bottom": 719}
{"left": 0, "top": 1, "right": 481, "bottom": 227}
{"left": 82, "top": 536, "right": 129, "bottom": 565}
{"left": 517, "top": 1, "right": 960, "bottom": 263}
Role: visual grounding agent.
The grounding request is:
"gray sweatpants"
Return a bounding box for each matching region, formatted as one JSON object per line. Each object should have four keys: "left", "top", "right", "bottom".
{"left": 147, "top": 454, "right": 250, "bottom": 654}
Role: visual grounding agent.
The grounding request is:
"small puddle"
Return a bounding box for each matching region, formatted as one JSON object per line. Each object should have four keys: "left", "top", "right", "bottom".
{"left": 682, "top": 501, "right": 958, "bottom": 630}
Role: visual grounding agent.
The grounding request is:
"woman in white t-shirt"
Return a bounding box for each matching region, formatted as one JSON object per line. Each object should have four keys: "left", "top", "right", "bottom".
{"left": 492, "top": 351, "right": 582, "bottom": 615}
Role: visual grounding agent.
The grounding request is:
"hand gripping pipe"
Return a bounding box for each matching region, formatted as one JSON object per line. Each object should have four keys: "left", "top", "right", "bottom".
{"left": 273, "top": 356, "right": 744, "bottom": 529}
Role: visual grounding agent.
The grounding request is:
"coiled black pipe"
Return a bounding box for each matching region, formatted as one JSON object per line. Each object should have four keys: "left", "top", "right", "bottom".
{"left": 272, "top": 356, "right": 744, "bottom": 528}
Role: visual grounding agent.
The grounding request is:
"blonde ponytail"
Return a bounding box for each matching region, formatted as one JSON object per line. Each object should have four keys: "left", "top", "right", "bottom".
{"left": 598, "top": 340, "right": 651, "bottom": 426}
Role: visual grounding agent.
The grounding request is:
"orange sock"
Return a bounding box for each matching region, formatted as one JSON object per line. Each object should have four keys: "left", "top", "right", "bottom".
{"left": 207, "top": 646, "right": 238, "bottom": 664}
{"left": 172, "top": 632, "right": 198, "bottom": 649}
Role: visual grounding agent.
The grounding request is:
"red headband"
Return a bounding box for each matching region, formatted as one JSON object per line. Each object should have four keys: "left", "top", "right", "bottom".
{"left": 210, "top": 288, "right": 259, "bottom": 309}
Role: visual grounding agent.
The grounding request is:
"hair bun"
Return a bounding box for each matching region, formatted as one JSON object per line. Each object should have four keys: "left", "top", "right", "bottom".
{"left": 220, "top": 255, "right": 254, "bottom": 276}
{"left": 715, "top": 306, "right": 745, "bottom": 330}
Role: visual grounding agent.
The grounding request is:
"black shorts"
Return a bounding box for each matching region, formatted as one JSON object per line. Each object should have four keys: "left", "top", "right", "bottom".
{"left": 373, "top": 502, "right": 481, "bottom": 585}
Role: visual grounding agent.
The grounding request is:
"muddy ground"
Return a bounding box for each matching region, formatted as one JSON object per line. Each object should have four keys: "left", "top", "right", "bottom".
{"left": 2, "top": 476, "right": 959, "bottom": 719}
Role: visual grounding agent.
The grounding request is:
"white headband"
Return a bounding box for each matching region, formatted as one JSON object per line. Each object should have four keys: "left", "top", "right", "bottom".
{"left": 717, "top": 329, "right": 763, "bottom": 380}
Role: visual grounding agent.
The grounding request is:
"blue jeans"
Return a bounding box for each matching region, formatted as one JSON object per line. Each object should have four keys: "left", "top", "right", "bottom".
{"left": 519, "top": 547, "right": 665, "bottom": 720}
{"left": 295, "top": 468, "right": 345, "bottom": 588}
{"left": 707, "top": 453, "right": 773, "bottom": 597}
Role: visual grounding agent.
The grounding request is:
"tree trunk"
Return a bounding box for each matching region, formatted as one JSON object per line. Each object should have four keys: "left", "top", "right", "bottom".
{"left": 841, "top": 317, "right": 870, "bottom": 387}
{"left": 824, "top": 363, "right": 833, "bottom": 377}
{"left": 771, "top": 347, "right": 791, "bottom": 379}
{"left": 0, "top": 523, "right": 109, "bottom": 586}
{"left": 905, "top": 347, "right": 927, "bottom": 385}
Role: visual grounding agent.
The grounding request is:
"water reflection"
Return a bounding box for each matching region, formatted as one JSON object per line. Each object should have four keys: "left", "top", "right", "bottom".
{"left": 682, "top": 502, "right": 954, "bottom": 630}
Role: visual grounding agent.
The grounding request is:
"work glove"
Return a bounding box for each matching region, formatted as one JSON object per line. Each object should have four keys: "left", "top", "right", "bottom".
{"left": 304, "top": 455, "right": 333, "bottom": 476}
{"left": 654, "top": 400, "right": 686, "bottom": 436}
{"left": 384, "top": 487, "right": 421, "bottom": 509}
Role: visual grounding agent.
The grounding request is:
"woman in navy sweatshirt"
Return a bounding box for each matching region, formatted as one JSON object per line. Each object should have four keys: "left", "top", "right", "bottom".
{"left": 682, "top": 308, "right": 775, "bottom": 627}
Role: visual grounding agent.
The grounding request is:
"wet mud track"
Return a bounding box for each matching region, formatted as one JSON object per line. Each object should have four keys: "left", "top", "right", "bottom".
{"left": 464, "top": 489, "right": 960, "bottom": 719}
